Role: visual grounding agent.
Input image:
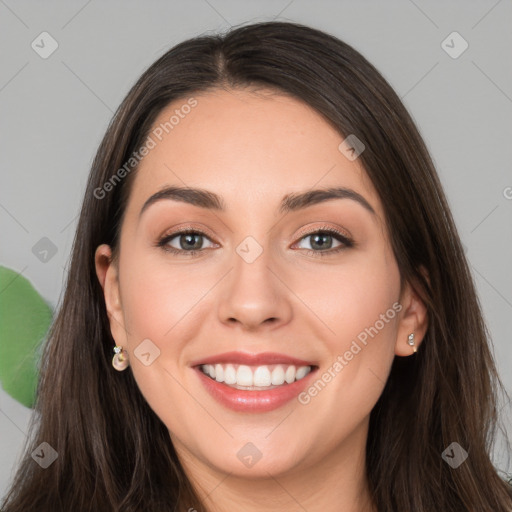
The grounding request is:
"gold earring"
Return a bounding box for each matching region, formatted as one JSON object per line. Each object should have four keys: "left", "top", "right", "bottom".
{"left": 407, "top": 333, "right": 417, "bottom": 353}
{"left": 112, "top": 345, "right": 129, "bottom": 371}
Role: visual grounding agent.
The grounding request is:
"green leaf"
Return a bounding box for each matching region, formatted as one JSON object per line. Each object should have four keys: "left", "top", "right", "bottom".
{"left": 0, "top": 266, "right": 53, "bottom": 408}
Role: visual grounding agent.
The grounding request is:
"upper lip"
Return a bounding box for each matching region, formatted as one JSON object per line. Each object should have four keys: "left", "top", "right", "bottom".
{"left": 190, "top": 351, "right": 317, "bottom": 368}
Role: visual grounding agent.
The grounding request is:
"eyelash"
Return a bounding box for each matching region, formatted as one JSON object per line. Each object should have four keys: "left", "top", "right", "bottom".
{"left": 156, "top": 226, "right": 354, "bottom": 258}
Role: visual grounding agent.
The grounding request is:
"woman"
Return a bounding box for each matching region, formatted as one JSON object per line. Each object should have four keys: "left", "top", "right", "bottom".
{"left": 2, "top": 21, "right": 511, "bottom": 511}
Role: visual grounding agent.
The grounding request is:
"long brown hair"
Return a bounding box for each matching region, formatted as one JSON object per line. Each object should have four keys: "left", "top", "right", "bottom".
{"left": 2, "top": 21, "right": 511, "bottom": 511}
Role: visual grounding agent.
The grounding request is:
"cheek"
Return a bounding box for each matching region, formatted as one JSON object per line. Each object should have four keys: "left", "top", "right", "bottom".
{"left": 297, "top": 246, "right": 400, "bottom": 347}
{"left": 116, "top": 250, "right": 225, "bottom": 406}
{"left": 119, "top": 252, "right": 214, "bottom": 343}
{"left": 296, "top": 248, "right": 400, "bottom": 411}
{"left": 116, "top": 253, "right": 207, "bottom": 419}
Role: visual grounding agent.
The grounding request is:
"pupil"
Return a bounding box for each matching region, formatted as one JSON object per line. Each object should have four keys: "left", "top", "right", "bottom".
{"left": 182, "top": 234, "right": 201, "bottom": 250}
{"left": 311, "top": 233, "right": 332, "bottom": 250}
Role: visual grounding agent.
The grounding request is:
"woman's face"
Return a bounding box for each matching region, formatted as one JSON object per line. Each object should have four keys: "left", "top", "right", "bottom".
{"left": 97, "top": 88, "right": 426, "bottom": 481}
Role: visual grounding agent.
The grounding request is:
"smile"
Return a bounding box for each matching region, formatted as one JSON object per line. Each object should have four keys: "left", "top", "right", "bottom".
{"left": 194, "top": 365, "right": 318, "bottom": 413}
{"left": 199, "top": 363, "right": 313, "bottom": 389}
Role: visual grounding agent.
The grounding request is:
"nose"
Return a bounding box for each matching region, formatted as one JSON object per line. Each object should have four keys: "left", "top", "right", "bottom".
{"left": 216, "top": 244, "right": 293, "bottom": 332}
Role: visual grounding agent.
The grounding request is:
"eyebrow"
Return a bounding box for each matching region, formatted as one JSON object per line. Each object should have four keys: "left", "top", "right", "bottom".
{"left": 138, "top": 185, "right": 376, "bottom": 218}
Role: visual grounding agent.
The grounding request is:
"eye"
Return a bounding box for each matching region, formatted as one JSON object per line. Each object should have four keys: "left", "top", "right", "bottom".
{"left": 293, "top": 228, "right": 354, "bottom": 257}
{"left": 156, "top": 226, "right": 354, "bottom": 258}
{"left": 157, "top": 230, "right": 217, "bottom": 256}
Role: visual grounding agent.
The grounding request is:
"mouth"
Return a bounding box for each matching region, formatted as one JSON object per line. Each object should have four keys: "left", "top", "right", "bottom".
{"left": 190, "top": 352, "right": 319, "bottom": 412}
{"left": 197, "top": 362, "right": 316, "bottom": 390}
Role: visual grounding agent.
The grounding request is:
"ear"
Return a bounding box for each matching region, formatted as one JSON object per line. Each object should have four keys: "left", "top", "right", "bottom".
{"left": 394, "top": 267, "right": 429, "bottom": 357}
{"left": 94, "top": 244, "right": 128, "bottom": 348}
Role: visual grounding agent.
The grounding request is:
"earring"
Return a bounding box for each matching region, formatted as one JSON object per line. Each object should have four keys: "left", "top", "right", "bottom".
{"left": 407, "top": 333, "right": 417, "bottom": 353}
{"left": 112, "top": 345, "right": 129, "bottom": 371}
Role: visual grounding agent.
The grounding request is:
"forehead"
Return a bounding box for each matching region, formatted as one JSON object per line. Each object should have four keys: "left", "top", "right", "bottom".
{"left": 125, "top": 88, "right": 383, "bottom": 222}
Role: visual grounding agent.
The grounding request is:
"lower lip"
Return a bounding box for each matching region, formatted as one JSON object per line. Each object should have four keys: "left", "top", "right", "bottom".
{"left": 194, "top": 366, "right": 318, "bottom": 413}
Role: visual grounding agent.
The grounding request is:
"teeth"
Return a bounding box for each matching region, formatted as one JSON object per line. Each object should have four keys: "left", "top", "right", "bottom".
{"left": 237, "top": 365, "right": 253, "bottom": 386}
{"left": 271, "top": 365, "right": 285, "bottom": 385}
{"left": 295, "top": 366, "right": 309, "bottom": 380}
{"left": 285, "top": 365, "right": 296, "bottom": 384}
{"left": 224, "top": 364, "right": 237, "bottom": 385}
{"left": 200, "top": 363, "right": 312, "bottom": 388}
{"left": 253, "top": 366, "right": 271, "bottom": 387}
{"left": 214, "top": 364, "right": 223, "bottom": 382}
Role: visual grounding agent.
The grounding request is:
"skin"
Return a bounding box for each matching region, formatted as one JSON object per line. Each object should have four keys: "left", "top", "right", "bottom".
{"left": 95, "top": 88, "right": 428, "bottom": 512}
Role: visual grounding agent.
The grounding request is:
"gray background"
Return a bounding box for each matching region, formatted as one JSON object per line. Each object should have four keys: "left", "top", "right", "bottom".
{"left": 1, "top": 0, "right": 511, "bottom": 497}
